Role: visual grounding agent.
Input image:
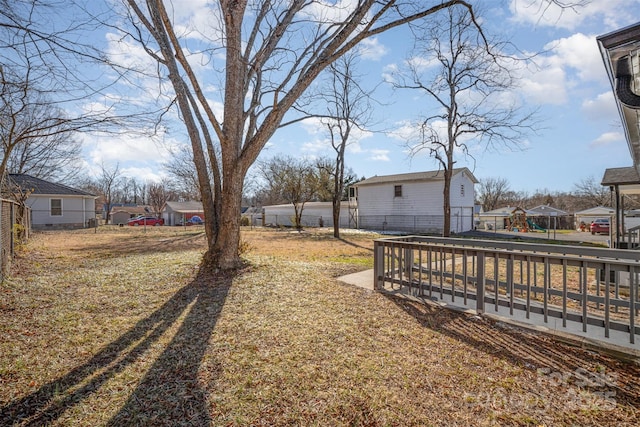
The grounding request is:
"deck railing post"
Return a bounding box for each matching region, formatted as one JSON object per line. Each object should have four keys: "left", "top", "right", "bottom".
{"left": 373, "top": 240, "right": 384, "bottom": 291}
{"left": 404, "top": 246, "right": 413, "bottom": 294}
{"left": 476, "top": 251, "right": 485, "bottom": 314}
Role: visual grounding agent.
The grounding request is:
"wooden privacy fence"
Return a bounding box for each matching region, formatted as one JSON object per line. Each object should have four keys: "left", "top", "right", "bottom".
{"left": 374, "top": 236, "right": 640, "bottom": 345}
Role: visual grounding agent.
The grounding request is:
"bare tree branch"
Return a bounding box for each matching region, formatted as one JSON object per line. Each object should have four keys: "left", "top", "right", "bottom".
{"left": 391, "top": 5, "right": 540, "bottom": 236}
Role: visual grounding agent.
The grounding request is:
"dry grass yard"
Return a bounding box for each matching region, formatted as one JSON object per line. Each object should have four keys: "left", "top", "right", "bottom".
{"left": 0, "top": 226, "right": 639, "bottom": 426}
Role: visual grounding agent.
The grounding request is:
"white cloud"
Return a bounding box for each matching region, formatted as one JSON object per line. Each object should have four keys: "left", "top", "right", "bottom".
{"left": 368, "top": 149, "right": 390, "bottom": 161}
{"left": 302, "top": 0, "right": 363, "bottom": 24}
{"left": 590, "top": 131, "right": 624, "bottom": 148}
{"left": 346, "top": 142, "right": 364, "bottom": 154}
{"left": 519, "top": 64, "right": 567, "bottom": 105}
{"left": 509, "top": 0, "right": 639, "bottom": 31}
{"left": 301, "top": 140, "right": 329, "bottom": 155}
{"left": 82, "top": 132, "right": 173, "bottom": 171}
{"left": 517, "top": 33, "right": 604, "bottom": 105}
{"left": 388, "top": 120, "right": 419, "bottom": 142}
{"left": 300, "top": 117, "right": 373, "bottom": 147}
{"left": 167, "top": 0, "right": 224, "bottom": 43}
{"left": 406, "top": 55, "right": 437, "bottom": 73}
{"left": 105, "top": 32, "right": 158, "bottom": 74}
{"left": 542, "top": 33, "right": 604, "bottom": 82}
{"left": 581, "top": 91, "right": 618, "bottom": 122}
{"left": 357, "top": 37, "right": 388, "bottom": 61}
{"left": 382, "top": 63, "right": 399, "bottom": 84}
{"left": 300, "top": 118, "right": 326, "bottom": 136}
{"left": 119, "top": 166, "right": 166, "bottom": 183}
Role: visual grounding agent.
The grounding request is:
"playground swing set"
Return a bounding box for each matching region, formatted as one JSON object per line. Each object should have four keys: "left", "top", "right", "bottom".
{"left": 506, "top": 207, "right": 547, "bottom": 233}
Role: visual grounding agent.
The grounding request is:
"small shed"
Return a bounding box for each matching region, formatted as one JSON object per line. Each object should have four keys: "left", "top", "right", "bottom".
{"left": 476, "top": 206, "right": 515, "bottom": 231}
{"left": 111, "top": 205, "right": 150, "bottom": 225}
{"left": 163, "top": 201, "right": 204, "bottom": 226}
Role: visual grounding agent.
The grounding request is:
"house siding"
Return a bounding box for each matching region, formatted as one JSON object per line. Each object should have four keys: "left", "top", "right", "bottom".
{"left": 355, "top": 171, "right": 476, "bottom": 233}
{"left": 262, "top": 202, "right": 350, "bottom": 227}
{"left": 357, "top": 181, "right": 444, "bottom": 216}
{"left": 27, "top": 195, "right": 94, "bottom": 229}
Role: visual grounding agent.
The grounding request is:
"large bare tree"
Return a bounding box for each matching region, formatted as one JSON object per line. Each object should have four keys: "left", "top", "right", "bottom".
{"left": 317, "top": 53, "right": 375, "bottom": 238}
{"left": 477, "top": 177, "right": 512, "bottom": 212}
{"left": 573, "top": 175, "right": 612, "bottom": 208}
{"left": 0, "top": 1, "right": 162, "bottom": 189}
{"left": 392, "top": 6, "right": 537, "bottom": 236}
{"left": 0, "top": 61, "right": 84, "bottom": 184}
{"left": 121, "top": 0, "right": 491, "bottom": 270}
{"left": 259, "top": 155, "right": 318, "bottom": 230}
{"left": 147, "top": 180, "right": 169, "bottom": 218}
{"left": 90, "top": 163, "right": 123, "bottom": 225}
{"left": 163, "top": 145, "right": 201, "bottom": 202}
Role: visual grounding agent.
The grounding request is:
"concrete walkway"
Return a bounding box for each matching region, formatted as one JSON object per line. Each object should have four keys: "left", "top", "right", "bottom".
{"left": 338, "top": 269, "right": 640, "bottom": 360}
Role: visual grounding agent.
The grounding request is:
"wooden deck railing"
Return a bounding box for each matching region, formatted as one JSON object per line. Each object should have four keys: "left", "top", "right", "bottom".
{"left": 373, "top": 236, "right": 640, "bottom": 345}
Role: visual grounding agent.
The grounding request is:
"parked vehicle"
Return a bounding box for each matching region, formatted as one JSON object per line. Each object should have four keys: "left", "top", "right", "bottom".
{"left": 590, "top": 218, "right": 610, "bottom": 235}
{"left": 186, "top": 215, "right": 204, "bottom": 225}
{"left": 177, "top": 215, "right": 204, "bottom": 226}
{"left": 127, "top": 216, "right": 164, "bottom": 226}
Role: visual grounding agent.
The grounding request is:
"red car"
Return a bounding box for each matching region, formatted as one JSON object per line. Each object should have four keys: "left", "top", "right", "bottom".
{"left": 590, "top": 218, "right": 610, "bottom": 235}
{"left": 127, "top": 216, "right": 164, "bottom": 226}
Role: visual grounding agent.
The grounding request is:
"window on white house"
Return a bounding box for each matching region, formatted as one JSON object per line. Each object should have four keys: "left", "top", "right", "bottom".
{"left": 51, "top": 198, "right": 62, "bottom": 216}
{"left": 460, "top": 184, "right": 465, "bottom": 197}
{"left": 394, "top": 185, "right": 402, "bottom": 197}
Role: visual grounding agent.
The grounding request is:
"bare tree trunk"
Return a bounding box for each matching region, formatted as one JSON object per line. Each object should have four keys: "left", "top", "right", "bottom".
{"left": 332, "top": 199, "right": 341, "bottom": 238}
{"left": 205, "top": 168, "right": 243, "bottom": 270}
{"left": 443, "top": 167, "right": 452, "bottom": 237}
{"left": 123, "top": 0, "right": 496, "bottom": 271}
{"left": 332, "top": 148, "right": 345, "bottom": 239}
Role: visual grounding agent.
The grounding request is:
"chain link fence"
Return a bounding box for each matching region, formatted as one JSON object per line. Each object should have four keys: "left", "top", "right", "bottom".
{"left": 260, "top": 213, "right": 474, "bottom": 234}
{"left": 1, "top": 199, "right": 30, "bottom": 280}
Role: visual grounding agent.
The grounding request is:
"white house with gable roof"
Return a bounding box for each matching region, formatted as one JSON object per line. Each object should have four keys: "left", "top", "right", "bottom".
{"left": 350, "top": 168, "right": 478, "bottom": 233}
{"left": 8, "top": 173, "right": 97, "bottom": 230}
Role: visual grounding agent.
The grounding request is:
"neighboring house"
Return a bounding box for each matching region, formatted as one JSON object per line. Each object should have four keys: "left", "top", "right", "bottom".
{"left": 351, "top": 168, "right": 478, "bottom": 234}
{"left": 574, "top": 206, "right": 615, "bottom": 230}
{"left": 110, "top": 205, "right": 152, "bottom": 225}
{"left": 527, "top": 205, "right": 568, "bottom": 217}
{"left": 163, "top": 201, "right": 204, "bottom": 226}
{"left": 8, "top": 173, "right": 97, "bottom": 230}
{"left": 261, "top": 201, "right": 351, "bottom": 228}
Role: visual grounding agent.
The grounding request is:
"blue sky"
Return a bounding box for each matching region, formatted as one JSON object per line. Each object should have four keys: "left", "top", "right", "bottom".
{"left": 79, "top": 0, "right": 640, "bottom": 194}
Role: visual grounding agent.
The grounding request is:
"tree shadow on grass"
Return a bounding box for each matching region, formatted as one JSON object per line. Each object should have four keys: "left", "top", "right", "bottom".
{"left": 385, "top": 294, "right": 640, "bottom": 410}
{"left": 337, "top": 237, "right": 374, "bottom": 252}
{"left": 1, "top": 269, "right": 231, "bottom": 426}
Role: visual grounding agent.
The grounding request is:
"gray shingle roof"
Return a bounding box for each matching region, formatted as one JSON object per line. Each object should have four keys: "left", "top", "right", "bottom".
{"left": 527, "top": 205, "right": 569, "bottom": 216}
{"left": 353, "top": 167, "right": 478, "bottom": 186}
{"left": 8, "top": 173, "right": 96, "bottom": 197}
{"left": 165, "top": 201, "right": 204, "bottom": 213}
{"left": 601, "top": 166, "right": 640, "bottom": 186}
